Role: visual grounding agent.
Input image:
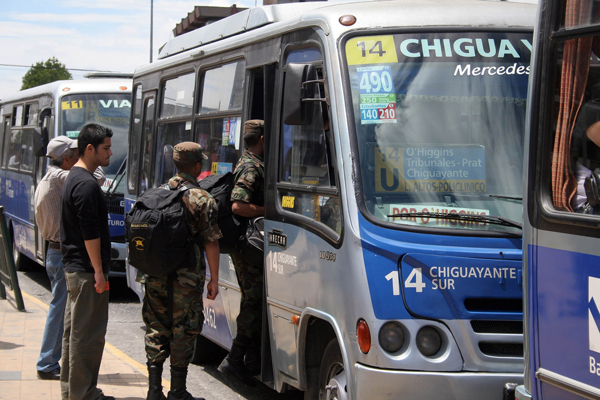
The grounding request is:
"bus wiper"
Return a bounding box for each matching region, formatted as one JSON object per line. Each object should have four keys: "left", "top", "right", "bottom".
{"left": 486, "top": 194, "right": 522, "bottom": 201}
{"left": 386, "top": 212, "right": 523, "bottom": 229}
{"left": 107, "top": 157, "right": 126, "bottom": 195}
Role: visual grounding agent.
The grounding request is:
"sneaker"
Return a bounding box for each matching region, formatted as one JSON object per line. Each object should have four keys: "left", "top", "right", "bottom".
{"left": 37, "top": 367, "right": 60, "bottom": 380}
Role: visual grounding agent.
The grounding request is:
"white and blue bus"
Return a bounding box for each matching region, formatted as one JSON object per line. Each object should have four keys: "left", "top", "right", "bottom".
{"left": 126, "top": 1, "right": 535, "bottom": 398}
{"left": 517, "top": 0, "right": 600, "bottom": 399}
{"left": 0, "top": 73, "right": 132, "bottom": 276}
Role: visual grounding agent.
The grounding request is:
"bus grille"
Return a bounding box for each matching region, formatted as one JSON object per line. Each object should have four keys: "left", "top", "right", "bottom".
{"left": 470, "top": 320, "right": 523, "bottom": 334}
{"left": 464, "top": 298, "right": 522, "bottom": 312}
{"left": 479, "top": 342, "right": 523, "bottom": 357}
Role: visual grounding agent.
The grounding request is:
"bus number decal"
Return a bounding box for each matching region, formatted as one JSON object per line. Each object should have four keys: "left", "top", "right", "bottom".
{"left": 385, "top": 270, "right": 400, "bottom": 296}
{"left": 346, "top": 36, "right": 398, "bottom": 65}
{"left": 404, "top": 268, "right": 426, "bottom": 293}
{"left": 62, "top": 100, "right": 83, "bottom": 110}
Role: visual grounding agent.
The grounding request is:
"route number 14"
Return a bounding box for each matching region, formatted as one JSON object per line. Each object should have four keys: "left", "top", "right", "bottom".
{"left": 385, "top": 268, "right": 426, "bottom": 295}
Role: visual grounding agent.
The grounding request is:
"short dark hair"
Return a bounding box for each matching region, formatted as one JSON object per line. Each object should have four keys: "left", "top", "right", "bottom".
{"left": 174, "top": 159, "right": 199, "bottom": 173}
{"left": 244, "top": 131, "right": 262, "bottom": 148}
{"left": 78, "top": 123, "right": 113, "bottom": 154}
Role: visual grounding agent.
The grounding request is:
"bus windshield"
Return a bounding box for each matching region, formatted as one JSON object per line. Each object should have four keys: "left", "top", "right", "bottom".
{"left": 346, "top": 31, "right": 531, "bottom": 232}
{"left": 60, "top": 93, "right": 131, "bottom": 193}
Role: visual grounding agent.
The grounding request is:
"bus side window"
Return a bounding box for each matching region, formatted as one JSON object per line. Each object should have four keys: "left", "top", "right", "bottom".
{"left": 6, "top": 129, "right": 21, "bottom": 170}
{"left": 19, "top": 129, "right": 34, "bottom": 172}
{"left": 551, "top": 34, "right": 600, "bottom": 214}
{"left": 154, "top": 74, "right": 195, "bottom": 186}
{"left": 154, "top": 122, "right": 192, "bottom": 186}
{"left": 196, "top": 60, "right": 246, "bottom": 178}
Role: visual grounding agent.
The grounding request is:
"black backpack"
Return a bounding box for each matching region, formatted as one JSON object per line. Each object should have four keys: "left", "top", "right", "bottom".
{"left": 198, "top": 171, "right": 247, "bottom": 253}
{"left": 125, "top": 184, "right": 196, "bottom": 277}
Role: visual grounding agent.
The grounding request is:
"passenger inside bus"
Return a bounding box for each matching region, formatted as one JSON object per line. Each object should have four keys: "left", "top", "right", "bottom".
{"left": 571, "top": 83, "right": 600, "bottom": 213}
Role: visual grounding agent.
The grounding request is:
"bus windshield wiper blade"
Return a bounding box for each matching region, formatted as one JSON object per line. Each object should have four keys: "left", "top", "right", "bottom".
{"left": 486, "top": 194, "right": 523, "bottom": 201}
{"left": 386, "top": 212, "right": 523, "bottom": 229}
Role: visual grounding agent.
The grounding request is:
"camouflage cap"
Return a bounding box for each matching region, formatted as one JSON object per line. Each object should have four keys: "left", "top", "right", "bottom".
{"left": 173, "top": 142, "right": 208, "bottom": 163}
{"left": 243, "top": 120, "right": 264, "bottom": 136}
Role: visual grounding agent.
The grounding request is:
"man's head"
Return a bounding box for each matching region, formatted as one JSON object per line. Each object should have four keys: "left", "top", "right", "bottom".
{"left": 77, "top": 123, "right": 113, "bottom": 168}
{"left": 47, "top": 136, "right": 79, "bottom": 170}
{"left": 173, "top": 142, "right": 207, "bottom": 175}
{"left": 243, "top": 119, "right": 264, "bottom": 156}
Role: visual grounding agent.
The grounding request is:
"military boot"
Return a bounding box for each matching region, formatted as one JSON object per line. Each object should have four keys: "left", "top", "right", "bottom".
{"left": 146, "top": 362, "right": 166, "bottom": 400}
{"left": 245, "top": 346, "right": 261, "bottom": 377}
{"left": 166, "top": 365, "right": 204, "bottom": 400}
{"left": 217, "top": 339, "right": 256, "bottom": 387}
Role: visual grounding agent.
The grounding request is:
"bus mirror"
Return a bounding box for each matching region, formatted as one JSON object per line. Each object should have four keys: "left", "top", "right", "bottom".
{"left": 283, "top": 63, "right": 318, "bottom": 125}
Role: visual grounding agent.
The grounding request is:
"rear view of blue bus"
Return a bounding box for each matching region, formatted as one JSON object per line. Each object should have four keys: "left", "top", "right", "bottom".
{"left": 346, "top": 30, "right": 530, "bottom": 398}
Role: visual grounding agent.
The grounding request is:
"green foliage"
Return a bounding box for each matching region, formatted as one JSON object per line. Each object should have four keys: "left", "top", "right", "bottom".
{"left": 20, "top": 57, "right": 72, "bottom": 90}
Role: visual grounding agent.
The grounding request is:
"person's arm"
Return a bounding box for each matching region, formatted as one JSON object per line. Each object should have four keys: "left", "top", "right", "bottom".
{"left": 586, "top": 120, "right": 600, "bottom": 148}
{"left": 204, "top": 240, "right": 220, "bottom": 300}
{"left": 84, "top": 238, "right": 107, "bottom": 293}
{"left": 231, "top": 201, "right": 264, "bottom": 218}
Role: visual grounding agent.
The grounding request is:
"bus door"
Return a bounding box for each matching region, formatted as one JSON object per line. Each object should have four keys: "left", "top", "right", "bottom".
{"left": 265, "top": 42, "right": 343, "bottom": 389}
{"left": 35, "top": 108, "right": 51, "bottom": 264}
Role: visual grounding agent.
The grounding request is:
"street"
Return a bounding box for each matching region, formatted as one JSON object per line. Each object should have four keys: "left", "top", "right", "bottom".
{"left": 16, "top": 268, "right": 304, "bottom": 400}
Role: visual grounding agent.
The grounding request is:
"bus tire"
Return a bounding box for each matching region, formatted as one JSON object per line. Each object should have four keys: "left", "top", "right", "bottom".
{"left": 190, "top": 334, "right": 226, "bottom": 365}
{"left": 315, "top": 338, "right": 348, "bottom": 400}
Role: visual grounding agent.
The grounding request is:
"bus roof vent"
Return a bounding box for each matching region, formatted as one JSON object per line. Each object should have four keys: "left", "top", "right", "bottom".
{"left": 84, "top": 72, "right": 134, "bottom": 79}
{"left": 158, "top": 6, "right": 277, "bottom": 60}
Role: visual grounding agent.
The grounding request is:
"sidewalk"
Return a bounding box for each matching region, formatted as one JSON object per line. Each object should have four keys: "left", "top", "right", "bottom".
{"left": 0, "top": 289, "right": 156, "bottom": 400}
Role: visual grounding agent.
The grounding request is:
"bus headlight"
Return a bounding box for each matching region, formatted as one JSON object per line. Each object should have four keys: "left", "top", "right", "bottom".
{"left": 378, "top": 322, "right": 405, "bottom": 353}
{"left": 416, "top": 326, "right": 442, "bottom": 357}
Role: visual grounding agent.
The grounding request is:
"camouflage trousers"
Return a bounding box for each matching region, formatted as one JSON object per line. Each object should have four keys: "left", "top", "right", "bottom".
{"left": 231, "top": 251, "right": 264, "bottom": 347}
{"left": 142, "top": 263, "right": 206, "bottom": 368}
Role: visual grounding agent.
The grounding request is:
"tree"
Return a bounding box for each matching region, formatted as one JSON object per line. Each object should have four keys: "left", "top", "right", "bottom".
{"left": 21, "top": 57, "right": 72, "bottom": 90}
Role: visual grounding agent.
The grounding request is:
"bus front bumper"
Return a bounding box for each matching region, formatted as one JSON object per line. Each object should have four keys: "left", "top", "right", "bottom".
{"left": 354, "top": 363, "right": 523, "bottom": 400}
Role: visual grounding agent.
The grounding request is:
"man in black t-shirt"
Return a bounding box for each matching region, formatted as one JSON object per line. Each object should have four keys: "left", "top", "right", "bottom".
{"left": 60, "top": 123, "right": 114, "bottom": 400}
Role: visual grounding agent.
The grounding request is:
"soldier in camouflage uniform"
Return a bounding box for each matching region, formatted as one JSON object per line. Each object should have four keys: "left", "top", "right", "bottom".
{"left": 218, "top": 120, "right": 265, "bottom": 386}
{"left": 143, "top": 142, "right": 221, "bottom": 400}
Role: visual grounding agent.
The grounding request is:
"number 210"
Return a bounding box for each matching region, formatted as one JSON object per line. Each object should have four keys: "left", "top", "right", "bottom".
{"left": 385, "top": 268, "right": 426, "bottom": 296}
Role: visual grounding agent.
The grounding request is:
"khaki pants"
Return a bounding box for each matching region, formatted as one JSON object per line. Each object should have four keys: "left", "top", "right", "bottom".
{"left": 60, "top": 272, "right": 109, "bottom": 400}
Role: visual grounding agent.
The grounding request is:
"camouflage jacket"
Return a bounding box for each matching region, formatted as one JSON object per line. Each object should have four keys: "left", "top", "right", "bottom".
{"left": 168, "top": 173, "right": 222, "bottom": 246}
{"left": 231, "top": 149, "right": 264, "bottom": 207}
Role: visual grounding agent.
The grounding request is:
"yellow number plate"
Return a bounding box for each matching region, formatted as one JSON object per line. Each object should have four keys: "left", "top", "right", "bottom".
{"left": 346, "top": 36, "right": 398, "bottom": 66}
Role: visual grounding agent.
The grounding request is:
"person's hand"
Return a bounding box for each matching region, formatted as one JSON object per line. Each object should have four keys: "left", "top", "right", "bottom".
{"left": 206, "top": 279, "right": 219, "bottom": 300}
{"left": 95, "top": 272, "right": 108, "bottom": 293}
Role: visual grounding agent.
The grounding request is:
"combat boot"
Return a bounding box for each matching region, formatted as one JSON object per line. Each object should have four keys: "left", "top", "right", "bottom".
{"left": 245, "top": 346, "right": 261, "bottom": 377}
{"left": 217, "top": 339, "right": 256, "bottom": 387}
{"left": 146, "top": 362, "right": 166, "bottom": 400}
{"left": 167, "top": 365, "right": 204, "bottom": 400}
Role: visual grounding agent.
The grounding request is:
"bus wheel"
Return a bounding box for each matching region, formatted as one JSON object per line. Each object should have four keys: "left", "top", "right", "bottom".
{"left": 317, "top": 338, "right": 348, "bottom": 400}
{"left": 191, "top": 334, "right": 226, "bottom": 365}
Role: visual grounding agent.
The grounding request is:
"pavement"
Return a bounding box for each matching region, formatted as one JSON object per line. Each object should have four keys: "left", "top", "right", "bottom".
{"left": 0, "top": 288, "right": 161, "bottom": 400}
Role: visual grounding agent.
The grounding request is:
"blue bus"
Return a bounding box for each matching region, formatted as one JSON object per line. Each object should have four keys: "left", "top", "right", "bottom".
{"left": 127, "top": 1, "right": 535, "bottom": 398}
{"left": 0, "top": 73, "right": 131, "bottom": 275}
{"left": 517, "top": 0, "right": 600, "bottom": 399}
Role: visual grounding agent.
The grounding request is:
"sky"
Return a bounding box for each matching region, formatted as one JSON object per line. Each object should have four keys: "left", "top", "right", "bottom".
{"left": 0, "top": 0, "right": 256, "bottom": 99}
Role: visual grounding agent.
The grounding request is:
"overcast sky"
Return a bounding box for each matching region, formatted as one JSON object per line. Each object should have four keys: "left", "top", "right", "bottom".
{"left": 0, "top": 0, "right": 255, "bottom": 99}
